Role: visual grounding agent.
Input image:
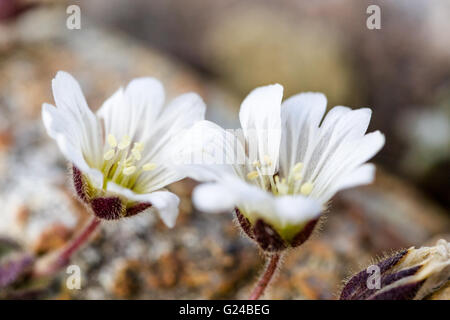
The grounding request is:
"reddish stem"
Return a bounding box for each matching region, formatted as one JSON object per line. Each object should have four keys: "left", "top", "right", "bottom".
{"left": 249, "top": 253, "right": 280, "bottom": 300}
{"left": 35, "top": 216, "right": 101, "bottom": 276}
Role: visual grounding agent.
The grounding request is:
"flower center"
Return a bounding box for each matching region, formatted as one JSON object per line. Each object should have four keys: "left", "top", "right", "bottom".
{"left": 246, "top": 157, "right": 313, "bottom": 196}
{"left": 101, "top": 134, "right": 156, "bottom": 190}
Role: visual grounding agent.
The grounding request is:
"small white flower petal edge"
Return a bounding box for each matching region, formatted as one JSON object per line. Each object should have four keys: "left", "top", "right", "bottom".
{"left": 177, "top": 84, "right": 385, "bottom": 235}
{"left": 42, "top": 71, "right": 206, "bottom": 227}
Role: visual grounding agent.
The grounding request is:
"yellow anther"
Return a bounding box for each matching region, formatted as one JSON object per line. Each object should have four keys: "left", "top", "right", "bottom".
{"left": 107, "top": 134, "right": 117, "bottom": 148}
{"left": 132, "top": 149, "right": 142, "bottom": 161}
{"left": 103, "top": 149, "right": 115, "bottom": 161}
{"left": 118, "top": 135, "right": 131, "bottom": 150}
{"left": 142, "top": 163, "right": 157, "bottom": 171}
{"left": 247, "top": 171, "right": 259, "bottom": 180}
{"left": 263, "top": 155, "right": 272, "bottom": 166}
{"left": 123, "top": 156, "right": 134, "bottom": 166}
{"left": 292, "top": 162, "right": 304, "bottom": 173}
{"left": 123, "top": 166, "right": 137, "bottom": 176}
{"left": 133, "top": 142, "right": 144, "bottom": 152}
{"left": 300, "top": 182, "right": 314, "bottom": 195}
{"left": 294, "top": 173, "right": 302, "bottom": 181}
{"left": 252, "top": 160, "right": 261, "bottom": 168}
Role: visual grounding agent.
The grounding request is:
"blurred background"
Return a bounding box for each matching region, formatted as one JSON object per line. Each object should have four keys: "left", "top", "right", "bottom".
{"left": 0, "top": 0, "right": 449, "bottom": 299}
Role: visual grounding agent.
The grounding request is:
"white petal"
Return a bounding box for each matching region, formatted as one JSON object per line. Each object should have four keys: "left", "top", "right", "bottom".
{"left": 274, "top": 195, "right": 322, "bottom": 228}
{"left": 125, "top": 77, "right": 165, "bottom": 140}
{"left": 172, "top": 120, "right": 245, "bottom": 182}
{"left": 97, "top": 88, "right": 128, "bottom": 140}
{"left": 140, "top": 93, "right": 206, "bottom": 163}
{"left": 43, "top": 104, "right": 104, "bottom": 188}
{"left": 279, "top": 92, "right": 327, "bottom": 176}
{"left": 128, "top": 93, "right": 207, "bottom": 193}
{"left": 232, "top": 181, "right": 320, "bottom": 229}
{"left": 107, "top": 182, "right": 180, "bottom": 228}
{"left": 300, "top": 107, "right": 373, "bottom": 185}
{"left": 145, "top": 191, "right": 180, "bottom": 228}
{"left": 193, "top": 183, "right": 237, "bottom": 213}
{"left": 239, "top": 84, "right": 283, "bottom": 175}
{"left": 334, "top": 163, "right": 376, "bottom": 190}
{"left": 312, "top": 131, "right": 385, "bottom": 202}
{"left": 213, "top": 176, "right": 321, "bottom": 229}
{"left": 97, "top": 77, "right": 165, "bottom": 142}
{"left": 51, "top": 71, "right": 103, "bottom": 167}
{"left": 133, "top": 163, "right": 184, "bottom": 194}
{"left": 134, "top": 93, "right": 206, "bottom": 192}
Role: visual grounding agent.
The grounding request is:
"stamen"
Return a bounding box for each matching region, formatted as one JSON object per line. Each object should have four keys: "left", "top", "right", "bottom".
{"left": 132, "top": 149, "right": 142, "bottom": 161}
{"left": 252, "top": 160, "right": 261, "bottom": 168}
{"left": 118, "top": 135, "right": 131, "bottom": 150}
{"left": 107, "top": 134, "right": 117, "bottom": 148}
{"left": 103, "top": 149, "right": 115, "bottom": 161}
{"left": 123, "top": 166, "right": 137, "bottom": 176}
{"left": 247, "top": 171, "right": 259, "bottom": 180}
{"left": 142, "top": 163, "right": 157, "bottom": 171}
{"left": 101, "top": 137, "right": 155, "bottom": 189}
{"left": 133, "top": 142, "right": 144, "bottom": 152}
{"left": 300, "top": 182, "right": 313, "bottom": 195}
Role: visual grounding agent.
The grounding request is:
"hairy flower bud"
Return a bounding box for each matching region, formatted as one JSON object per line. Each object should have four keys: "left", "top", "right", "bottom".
{"left": 340, "top": 239, "right": 450, "bottom": 300}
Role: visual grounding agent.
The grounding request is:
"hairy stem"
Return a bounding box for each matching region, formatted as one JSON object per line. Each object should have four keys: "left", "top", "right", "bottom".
{"left": 34, "top": 216, "right": 101, "bottom": 276}
{"left": 249, "top": 253, "right": 281, "bottom": 300}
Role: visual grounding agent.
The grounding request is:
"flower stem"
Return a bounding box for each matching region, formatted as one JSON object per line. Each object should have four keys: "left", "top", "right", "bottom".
{"left": 34, "top": 216, "right": 101, "bottom": 277}
{"left": 249, "top": 253, "right": 281, "bottom": 300}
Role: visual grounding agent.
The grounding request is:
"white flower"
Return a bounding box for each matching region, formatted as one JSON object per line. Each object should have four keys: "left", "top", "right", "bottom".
{"left": 177, "top": 84, "right": 384, "bottom": 249}
{"left": 42, "top": 71, "right": 206, "bottom": 227}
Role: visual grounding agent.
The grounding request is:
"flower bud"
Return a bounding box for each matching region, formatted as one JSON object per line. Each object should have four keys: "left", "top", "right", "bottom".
{"left": 340, "top": 239, "right": 450, "bottom": 300}
{"left": 235, "top": 208, "right": 319, "bottom": 252}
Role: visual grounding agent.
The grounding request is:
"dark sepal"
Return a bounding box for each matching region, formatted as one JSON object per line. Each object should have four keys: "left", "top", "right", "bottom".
{"left": 340, "top": 249, "right": 410, "bottom": 300}
{"left": 290, "top": 218, "right": 319, "bottom": 247}
{"left": 126, "top": 202, "right": 152, "bottom": 217}
{"left": 235, "top": 208, "right": 255, "bottom": 240}
{"left": 252, "top": 219, "right": 287, "bottom": 252}
{"left": 369, "top": 280, "right": 425, "bottom": 300}
{"left": 91, "top": 197, "right": 124, "bottom": 220}
{"left": 72, "top": 165, "right": 89, "bottom": 204}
